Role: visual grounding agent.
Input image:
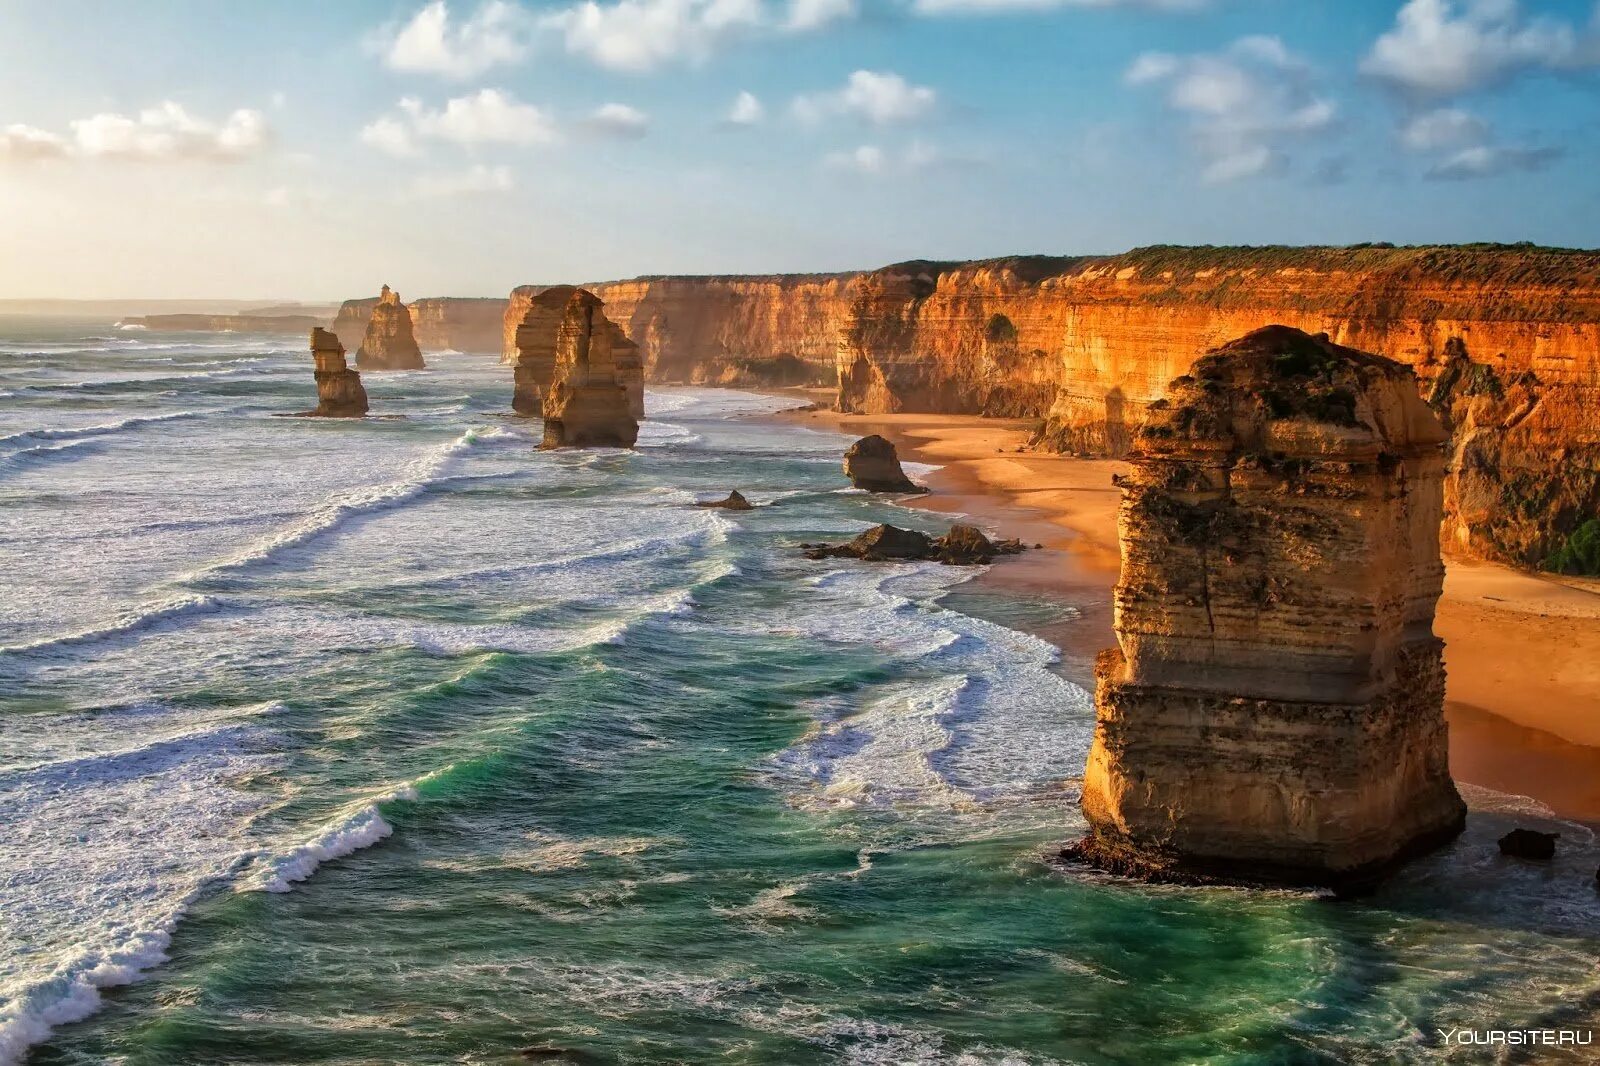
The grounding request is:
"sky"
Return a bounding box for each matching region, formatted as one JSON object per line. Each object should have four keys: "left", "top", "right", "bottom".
{"left": 1, "top": 0, "right": 1598, "bottom": 299}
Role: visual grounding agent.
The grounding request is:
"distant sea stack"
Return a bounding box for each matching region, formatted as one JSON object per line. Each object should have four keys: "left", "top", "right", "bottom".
{"left": 1073, "top": 326, "right": 1466, "bottom": 893}
{"left": 305, "top": 327, "right": 367, "bottom": 417}
{"left": 332, "top": 295, "right": 507, "bottom": 354}
{"left": 539, "top": 290, "right": 641, "bottom": 449}
{"left": 354, "top": 286, "right": 425, "bottom": 371}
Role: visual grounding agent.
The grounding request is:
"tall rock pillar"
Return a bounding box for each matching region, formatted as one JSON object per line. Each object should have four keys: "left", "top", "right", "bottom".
{"left": 1075, "top": 325, "right": 1466, "bottom": 892}
{"left": 540, "top": 290, "right": 640, "bottom": 448}
{"left": 306, "top": 327, "right": 368, "bottom": 417}
{"left": 355, "top": 285, "right": 425, "bottom": 370}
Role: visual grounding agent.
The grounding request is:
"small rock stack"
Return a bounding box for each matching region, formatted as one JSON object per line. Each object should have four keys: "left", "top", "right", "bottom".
{"left": 843, "top": 435, "right": 926, "bottom": 493}
{"left": 1074, "top": 325, "right": 1467, "bottom": 892}
{"left": 306, "top": 327, "right": 368, "bottom": 417}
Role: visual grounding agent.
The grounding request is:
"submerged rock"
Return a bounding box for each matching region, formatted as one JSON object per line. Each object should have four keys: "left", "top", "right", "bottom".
{"left": 355, "top": 285, "right": 425, "bottom": 371}
{"left": 696, "top": 490, "right": 754, "bottom": 510}
{"left": 302, "top": 327, "right": 367, "bottom": 417}
{"left": 1071, "top": 325, "right": 1466, "bottom": 893}
{"left": 843, "top": 435, "right": 926, "bottom": 493}
{"left": 1498, "top": 828, "right": 1558, "bottom": 861}
{"left": 801, "top": 523, "right": 1024, "bottom": 565}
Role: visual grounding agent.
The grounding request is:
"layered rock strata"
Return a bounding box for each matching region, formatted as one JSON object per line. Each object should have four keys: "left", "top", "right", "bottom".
{"left": 332, "top": 296, "right": 507, "bottom": 354}
{"left": 304, "top": 327, "right": 367, "bottom": 417}
{"left": 511, "top": 286, "right": 644, "bottom": 419}
{"left": 497, "top": 246, "right": 1600, "bottom": 568}
{"left": 843, "top": 434, "right": 925, "bottom": 493}
{"left": 539, "top": 290, "right": 640, "bottom": 449}
{"left": 355, "top": 286, "right": 425, "bottom": 371}
{"left": 1074, "top": 326, "right": 1467, "bottom": 892}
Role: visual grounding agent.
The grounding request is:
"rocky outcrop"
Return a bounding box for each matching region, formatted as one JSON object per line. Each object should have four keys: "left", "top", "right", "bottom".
{"left": 801, "top": 523, "right": 1024, "bottom": 565}
{"left": 500, "top": 246, "right": 1600, "bottom": 570}
{"left": 118, "top": 314, "right": 320, "bottom": 333}
{"left": 843, "top": 435, "right": 925, "bottom": 493}
{"left": 1072, "top": 326, "right": 1467, "bottom": 892}
{"left": 303, "top": 327, "right": 367, "bottom": 417}
{"left": 354, "top": 286, "right": 425, "bottom": 371}
{"left": 1498, "top": 828, "right": 1558, "bottom": 860}
{"left": 511, "top": 286, "right": 644, "bottom": 420}
{"left": 333, "top": 296, "right": 506, "bottom": 354}
{"left": 539, "top": 290, "right": 640, "bottom": 449}
{"left": 696, "top": 490, "right": 753, "bottom": 510}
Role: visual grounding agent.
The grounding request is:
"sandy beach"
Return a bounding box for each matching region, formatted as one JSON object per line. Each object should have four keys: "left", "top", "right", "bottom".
{"left": 780, "top": 403, "right": 1600, "bottom": 823}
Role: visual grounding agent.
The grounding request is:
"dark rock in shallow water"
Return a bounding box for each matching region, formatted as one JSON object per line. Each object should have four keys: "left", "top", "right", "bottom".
{"left": 1498, "top": 828, "right": 1558, "bottom": 861}
{"left": 843, "top": 434, "right": 926, "bottom": 493}
{"left": 801, "top": 523, "right": 1026, "bottom": 565}
{"left": 696, "top": 490, "right": 754, "bottom": 510}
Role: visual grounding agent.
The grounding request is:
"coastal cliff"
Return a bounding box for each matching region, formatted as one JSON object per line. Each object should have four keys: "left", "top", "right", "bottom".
{"left": 333, "top": 296, "right": 506, "bottom": 354}
{"left": 498, "top": 245, "right": 1600, "bottom": 568}
{"left": 1074, "top": 326, "right": 1466, "bottom": 891}
{"left": 119, "top": 314, "right": 320, "bottom": 333}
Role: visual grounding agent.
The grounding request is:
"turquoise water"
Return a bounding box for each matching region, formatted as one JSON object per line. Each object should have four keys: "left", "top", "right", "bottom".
{"left": 2, "top": 320, "right": 1597, "bottom": 1065}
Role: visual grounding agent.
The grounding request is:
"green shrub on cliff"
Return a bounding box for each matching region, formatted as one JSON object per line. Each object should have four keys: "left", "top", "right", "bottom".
{"left": 1544, "top": 518, "right": 1600, "bottom": 576}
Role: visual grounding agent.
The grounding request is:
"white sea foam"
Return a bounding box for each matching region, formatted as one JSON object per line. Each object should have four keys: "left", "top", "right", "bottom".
{"left": 0, "top": 593, "right": 224, "bottom": 657}
{"left": 241, "top": 776, "right": 435, "bottom": 893}
{"left": 187, "top": 425, "right": 515, "bottom": 580}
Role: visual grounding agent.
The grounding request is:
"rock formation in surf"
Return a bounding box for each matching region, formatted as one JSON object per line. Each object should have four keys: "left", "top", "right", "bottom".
{"left": 332, "top": 295, "right": 506, "bottom": 354}
{"left": 539, "top": 289, "right": 640, "bottom": 449}
{"left": 511, "top": 286, "right": 644, "bottom": 420}
{"left": 801, "top": 523, "right": 1024, "bottom": 565}
{"left": 500, "top": 245, "right": 1600, "bottom": 570}
{"left": 1073, "top": 326, "right": 1466, "bottom": 892}
{"left": 355, "top": 286, "right": 425, "bottom": 371}
{"left": 696, "top": 490, "right": 754, "bottom": 510}
{"left": 304, "top": 327, "right": 368, "bottom": 417}
{"left": 843, "top": 435, "right": 925, "bottom": 493}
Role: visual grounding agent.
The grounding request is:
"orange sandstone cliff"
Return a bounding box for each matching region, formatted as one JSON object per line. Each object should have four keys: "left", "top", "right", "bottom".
{"left": 539, "top": 290, "right": 640, "bottom": 449}
{"left": 1074, "top": 327, "right": 1466, "bottom": 891}
{"left": 499, "top": 245, "right": 1600, "bottom": 568}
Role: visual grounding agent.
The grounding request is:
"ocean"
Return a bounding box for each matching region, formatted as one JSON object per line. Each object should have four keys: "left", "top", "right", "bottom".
{"left": 1, "top": 319, "right": 1597, "bottom": 1065}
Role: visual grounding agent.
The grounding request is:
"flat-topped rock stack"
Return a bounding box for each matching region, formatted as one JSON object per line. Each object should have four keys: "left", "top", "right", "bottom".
{"left": 1073, "top": 325, "right": 1467, "bottom": 892}
{"left": 355, "top": 285, "right": 425, "bottom": 371}
{"left": 539, "top": 289, "right": 640, "bottom": 449}
{"left": 512, "top": 286, "right": 644, "bottom": 420}
{"left": 304, "top": 327, "right": 368, "bottom": 417}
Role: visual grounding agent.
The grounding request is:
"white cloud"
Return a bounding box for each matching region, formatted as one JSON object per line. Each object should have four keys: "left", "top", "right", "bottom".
{"left": 404, "top": 163, "right": 516, "bottom": 198}
{"left": 377, "top": 1, "right": 533, "bottom": 78}
{"left": 785, "top": 0, "right": 856, "bottom": 30}
{"left": 584, "top": 102, "right": 650, "bottom": 138}
{"left": 726, "top": 90, "right": 765, "bottom": 125}
{"left": 542, "top": 0, "right": 764, "bottom": 72}
{"left": 363, "top": 89, "right": 557, "bottom": 155}
{"left": 913, "top": 0, "right": 1208, "bottom": 13}
{"left": 1362, "top": 0, "right": 1599, "bottom": 99}
{"left": 0, "top": 103, "right": 271, "bottom": 163}
{"left": 794, "top": 70, "right": 937, "bottom": 125}
{"left": 1427, "top": 142, "right": 1562, "bottom": 179}
{"left": 0, "top": 124, "right": 69, "bottom": 160}
{"left": 1125, "top": 36, "right": 1336, "bottom": 182}
{"left": 823, "top": 140, "right": 945, "bottom": 175}
{"left": 1398, "top": 107, "right": 1488, "bottom": 151}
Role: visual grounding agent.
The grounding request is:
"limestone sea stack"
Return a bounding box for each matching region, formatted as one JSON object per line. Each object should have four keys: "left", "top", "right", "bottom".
{"left": 512, "top": 286, "right": 645, "bottom": 419}
{"left": 1073, "top": 325, "right": 1467, "bottom": 893}
{"left": 843, "top": 435, "right": 926, "bottom": 493}
{"left": 540, "top": 290, "right": 640, "bottom": 449}
{"left": 305, "top": 327, "right": 368, "bottom": 417}
{"left": 355, "top": 285, "right": 425, "bottom": 371}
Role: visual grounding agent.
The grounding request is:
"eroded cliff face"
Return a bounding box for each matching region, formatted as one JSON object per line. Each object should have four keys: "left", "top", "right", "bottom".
{"left": 1075, "top": 326, "right": 1466, "bottom": 891}
{"left": 500, "top": 246, "right": 1600, "bottom": 568}
{"left": 539, "top": 290, "right": 640, "bottom": 449}
{"left": 510, "top": 286, "right": 643, "bottom": 419}
{"left": 334, "top": 296, "right": 506, "bottom": 354}
{"left": 355, "top": 286, "right": 425, "bottom": 371}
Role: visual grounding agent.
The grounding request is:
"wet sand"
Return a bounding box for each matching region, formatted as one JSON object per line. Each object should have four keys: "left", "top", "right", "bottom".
{"left": 777, "top": 403, "right": 1600, "bottom": 822}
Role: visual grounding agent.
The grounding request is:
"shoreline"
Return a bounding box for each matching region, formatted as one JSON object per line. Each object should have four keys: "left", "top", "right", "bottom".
{"left": 771, "top": 398, "right": 1600, "bottom": 824}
